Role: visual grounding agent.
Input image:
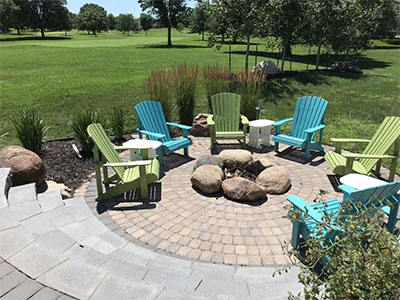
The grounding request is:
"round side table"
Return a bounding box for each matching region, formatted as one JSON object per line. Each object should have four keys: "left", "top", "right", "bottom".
{"left": 122, "top": 139, "right": 162, "bottom": 161}
{"left": 248, "top": 119, "right": 275, "bottom": 149}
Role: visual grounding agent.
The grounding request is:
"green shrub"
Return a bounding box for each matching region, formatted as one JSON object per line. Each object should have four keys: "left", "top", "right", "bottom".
{"left": 109, "top": 106, "right": 125, "bottom": 140}
{"left": 202, "top": 64, "right": 233, "bottom": 113}
{"left": 10, "top": 109, "right": 48, "bottom": 154}
{"left": 69, "top": 110, "right": 105, "bottom": 157}
{"left": 170, "top": 63, "right": 198, "bottom": 125}
{"left": 234, "top": 72, "right": 267, "bottom": 121}
{"left": 145, "top": 69, "right": 174, "bottom": 121}
{"left": 284, "top": 192, "right": 400, "bottom": 300}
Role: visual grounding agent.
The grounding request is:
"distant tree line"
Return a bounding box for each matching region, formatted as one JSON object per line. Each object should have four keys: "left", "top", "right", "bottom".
{"left": 0, "top": 0, "right": 155, "bottom": 38}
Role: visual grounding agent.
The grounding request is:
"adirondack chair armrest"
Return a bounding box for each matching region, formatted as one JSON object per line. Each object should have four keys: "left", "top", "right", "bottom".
{"left": 305, "top": 124, "right": 326, "bottom": 134}
{"left": 273, "top": 118, "right": 293, "bottom": 135}
{"left": 137, "top": 129, "right": 165, "bottom": 141}
{"left": 103, "top": 160, "right": 152, "bottom": 167}
{"left": 287, "top": 195, "right": 323, "bottom": 223}
{"left": 240, "top": 115, "right": 249, "bottom": 125}
{"left": 341, "top": 153, "right": 396, "bottom": 159}
{"left": 114, "top": 145, "right": 152, "bottom": 151}
{"left": 166, "top": 122, "right": 192, "bottom": 130}
{"left": 206, "top": 115, "right": 215, "bottom": 126}
{"left": 338, "top": 184, "right": 357, "bottom": 194}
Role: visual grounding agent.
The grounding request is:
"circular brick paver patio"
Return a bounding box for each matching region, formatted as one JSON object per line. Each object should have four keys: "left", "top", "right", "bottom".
{"left": 94, "top": 137, "right": 344, "bottom": 267}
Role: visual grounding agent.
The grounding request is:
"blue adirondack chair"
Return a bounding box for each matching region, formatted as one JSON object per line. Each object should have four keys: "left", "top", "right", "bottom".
{"left": 135, "top": 101, "right": 193, "bottom": 165}
{"left": 272, "top": 96, "right": 328, "bottom": 161}
{"left": 287, "top": 181, "right": 400, "bottom": 249}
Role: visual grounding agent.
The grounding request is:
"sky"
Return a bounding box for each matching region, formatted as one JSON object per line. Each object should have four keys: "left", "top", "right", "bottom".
{"left": 66, "top": 0, "right": 195, "bottom": 17}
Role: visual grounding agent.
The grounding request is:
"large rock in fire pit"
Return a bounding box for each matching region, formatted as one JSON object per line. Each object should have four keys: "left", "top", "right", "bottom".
{"left": 222, "top": 177, "right": 267, "bottom": 201}
{"left": 191, "top": 165, "right": 224, "bottom": 194}
{"left": 0, "top": 146, "right": 45, "bottom": 186}
{"left": 193, "top": 155, "right": 224, "bottom": 171}
{"left": 245, "top": 154, "right": 278, "bottom": 175}
{"left": 218, "top": 149, "right": 253, "bottom": 168}
{"left": 256, "top": 166, "right": 291, "bottom": 194}
{"left": 191, "top": 113, "right": 211, "bottom": 137}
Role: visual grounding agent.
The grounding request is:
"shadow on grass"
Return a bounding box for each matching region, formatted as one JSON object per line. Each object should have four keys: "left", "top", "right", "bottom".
{"left": 0, "top": 36, "right": 71, "bottom": 42}
{"left": 138, "top": 44, "right": 208, "bottom": 49}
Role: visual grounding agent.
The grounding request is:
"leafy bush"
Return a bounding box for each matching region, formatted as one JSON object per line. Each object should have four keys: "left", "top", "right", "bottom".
{"left": 284, "top": 192, "right": 400, "bottom": 300}
{"left": 202, "top": 64, "right": 233, "bottom": 113}
{"left": 234, "top": 72, "right": 267, "bottom": 121}
{"left": 69, "top": 110, "right": 105, "bottom": 157}
{"left": 170, "top": 63, "right": 199, "bottom": 125}
{"left": 10, "top": 109, "right": 48, "bottom": 154}
{"left": 145, "top": 69, "right": 174, "bottom": 121}
{"left": 109, "top": 106, "right": 125, "bottom": 140}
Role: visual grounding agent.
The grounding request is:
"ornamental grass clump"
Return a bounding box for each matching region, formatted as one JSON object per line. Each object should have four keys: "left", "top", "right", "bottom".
{"left": 109, "top": 106, "right": 125, "bottom": 141}
{"left": 234, "top": 72, "right": 267, "bottom": 121}
{"left": 70, "top": 110, "right": 105, "bottom": 157}
{"left": 283, "top": 192, "right": 400, "bottom": 300}
{"left": 202, "top": 64, "right": 233, "bottom": 113}
{"left": 145, "top": 69, "right": 174, "bottom": 121}
{"left": 10, "top": 109, "right": 48, "bottom": 154}
{"left": 170, "top": 63, "right": 199, "bottom": 125}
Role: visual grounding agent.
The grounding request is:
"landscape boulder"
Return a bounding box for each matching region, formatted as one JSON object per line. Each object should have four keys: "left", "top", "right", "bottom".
{"left": 191, "top": 165, "right": 224, "bottom": 194}
{"left": 0, "top": 145, "right": 45, "bottom": 186}
{"left": 256, "top": 166, "right": 291, "bottom": 194}
{"left": 191, "top": 113, "right": 211, "bottom": 137}
{"left": 331, "top": 62, "right": 363, "bottom": 74}
{"left": 251, "top": 60, "right": 282, "bottom": 76}
{"left": 222, "top": 177, "right": 267, "bottom": 201}
{"left": 193, "top": 155, "right": 224, "bottom": 172}
{"left": 245, "top": 154, "right": 278, "bottom": 175}
{"left": 218, "top": 149, "right": 253, "bottom": 168}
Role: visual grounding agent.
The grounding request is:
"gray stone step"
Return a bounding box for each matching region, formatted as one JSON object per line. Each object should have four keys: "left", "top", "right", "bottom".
{"left": 0, "top": 168, "right": 11, "bottom": 209}
{"left": 8, "top": 183, "right": 37, "bottom": 205}
{"left": 37, "top": 190, "right": 63, "bottom": 212}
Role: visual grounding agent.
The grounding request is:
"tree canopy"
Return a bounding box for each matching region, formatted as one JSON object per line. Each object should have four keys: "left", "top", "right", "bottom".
{"left": 116, "top": 13, "right": 138, "bottom": 36}
{"left": 77, "top": 3, "right": 107, "bottom": 36}
{"left": 139, "top": 13, "right": 153, "bottom": 34}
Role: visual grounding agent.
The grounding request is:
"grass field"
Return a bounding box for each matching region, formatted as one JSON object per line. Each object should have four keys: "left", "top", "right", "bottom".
{"left": 1, "top": 29, "right": 399, "bottom": 167}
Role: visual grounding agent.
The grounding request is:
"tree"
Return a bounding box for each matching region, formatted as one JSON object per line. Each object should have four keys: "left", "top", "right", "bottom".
{"left": 107, "top": 13, "right": 116, "bottom": 30}
{"left": 0, "top": 0, "right": 19, "bottom": 32}
{"left": 207, "top": 0, "right": 229, "bottom": 42}
{"left": 139, "top": 13, "right": 153, "bottom": 34}
{"left": 116, "top": 13, "right": 137, "bottom": 36}
{"left": 190, "top": 0, "right": 210, "bottom": 41}
{"left": 375, "top": 0, "right": 400, "bottom": 38}
{"left": 27, "top": 0, "right": 69, "bottom": 38}
{"left": 77, "top": 3, "right": 107, "bottom": 37}
{"left": 139, "top": 0, "right": 188, "bottom": 47}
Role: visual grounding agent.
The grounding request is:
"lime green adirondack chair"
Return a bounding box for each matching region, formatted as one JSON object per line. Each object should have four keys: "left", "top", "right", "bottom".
{"left": 207, "top": 93, "right": 249, "bottom": 149}
{"left": 325, "top": 116, "right": 400, "bottom": 182}
{"left": 87, "top": 123, "right": 159, "bottom": 201}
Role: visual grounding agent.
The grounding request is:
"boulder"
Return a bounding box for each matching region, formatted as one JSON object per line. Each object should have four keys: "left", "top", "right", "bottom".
{"left": 193, "top": 155, "right": 224, "bottom": 172}
{"left": 191, "top": 165, "right": 224, "bottom": 194}
{"left": 218, "top": 149, "right": 253, "bottom": 168}
{"left": 191, "top": 113, "right": 211, "bottom": 137}
{"left": 251, "top": 60, "right": 282, "bottom": 76}
{"left": 255, "top": 166, "right": 291, "bottom": 194}
{"left": 222, "top": 177, "right": 267, "bottom": 201}
{"left": 0, "top": 146, "right": 45, "bottom": 186}
{"left": 331, "top": 62, "right": 363, "bottom": 74}
{"left": 245, "top": 154, "right": 278, "bottom": 175}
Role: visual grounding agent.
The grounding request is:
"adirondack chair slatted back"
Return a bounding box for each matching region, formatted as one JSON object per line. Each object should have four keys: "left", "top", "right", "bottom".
{"left": 359, "top": 116, "right": 400, "bottom": 173}
{"left": 87, "top": 123, "right": 125, "bottom": 179}
{"left": 291, "top": 96, "right": 328, "bottom": 140}
{"left": 344, "top": 181, "right": 400, "bottom": 213}
{"left": 211, "top": 93, "right": 241, "bottom": 132}
{"left": 135, "top": 101, "right": 171, "bottom": 143}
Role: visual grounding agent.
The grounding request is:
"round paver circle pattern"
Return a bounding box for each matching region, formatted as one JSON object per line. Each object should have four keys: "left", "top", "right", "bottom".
{"left": 106, "top": 137, "right": 342, "bottom": 266}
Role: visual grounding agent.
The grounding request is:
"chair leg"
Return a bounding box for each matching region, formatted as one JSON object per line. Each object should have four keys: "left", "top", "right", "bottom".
{"left": 274, "top": 142, "right": 279, "bottom": 153}
{"left": 184, "top": 147, "right": 188, "bottom": 156}
{"left": 158, "top": 153, "right": 164, "bottom": 166}
{"left": 291, "top": 220, "right": 301, "bottom": 249}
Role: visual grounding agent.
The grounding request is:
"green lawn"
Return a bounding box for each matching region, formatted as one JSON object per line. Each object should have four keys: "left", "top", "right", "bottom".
{"left": 1, "top": 29, "right": 399, "bottom": 170}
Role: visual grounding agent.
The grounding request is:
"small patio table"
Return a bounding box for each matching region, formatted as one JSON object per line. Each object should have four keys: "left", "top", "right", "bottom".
{"left": 248, "top": 119, "right": 275, "bottom": 149}
{"left": 122, "top": 139, "right": 162, "bottom": 161}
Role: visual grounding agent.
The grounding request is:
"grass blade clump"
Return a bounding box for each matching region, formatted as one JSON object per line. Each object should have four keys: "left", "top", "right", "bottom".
{"left": 109, "top": 106, "right": 125, "bottom": 141}
{"left": 70, "top": 110, "right": 105, "bottom": 157}
{"left": 202, "top": 64, "right": 233, "bottom": 113}
{"left": 171, "top": 63, "right": 199, "bottom": 125}
{"left": 234, "top": 72, "right": 267, "bottom": 121}
{"left": 10, "top": 109, "right": 48, "bottom": 154}
{"left": 145, "top": 69, "right": 173, "bottom": 121}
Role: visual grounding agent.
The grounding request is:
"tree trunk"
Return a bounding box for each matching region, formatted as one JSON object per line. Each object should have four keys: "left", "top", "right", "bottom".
{"left": 127, "top": 30, "right": 130, "bottom": 36}
{"left": 281, "top": 46, "right": 286, "bottom": 71}
{"left": 40, "top": 28, "right": 45, "bottom": 38}
{"left": 245, "top": 33, "right": 250, "bottom": 74}
{"left": 202, "top": 31, "right": 204, "bottom": 41}
{"left": 221, "top": 33, "right": 225, "bottom": 42}
{"left": 65, "top": 30, "right": 67, "bottom": 36}
{"left": 17, "top": 27, "right": 20, "bottom": 35}
{"left": 316, "top": 43, "right": 322, "bottom": 70}
{"left": 167, "top": 26, "right": 172, "bottom": 47}
{"left": 284, "top": 42, "right": 291, "bottom": 55}
{"left": 93, "top": 30, "right": 97, "bottom": 37}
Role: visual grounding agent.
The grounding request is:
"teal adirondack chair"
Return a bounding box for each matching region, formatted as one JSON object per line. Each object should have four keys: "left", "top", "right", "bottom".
{"left": 287, "top": 181, "right": 400, "bottom": 249}
{"left": 87, "top": 123, "right": 159, "bottom": 201}
{"left": 135, "top": 101, "right": 192, "bottom": 165}
{"left": 272, "top": 96, "right": 328, "bottom": 161}
{"left": 207, "top": 92, "right": 249, "bottom": 149}
{"left": 324, "top": 116, "right": 400, "bottom": 182}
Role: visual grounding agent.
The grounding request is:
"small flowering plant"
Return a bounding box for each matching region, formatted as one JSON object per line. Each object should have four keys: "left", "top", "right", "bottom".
{"left": 282, "top": 190, "right": 400, "bottom": 300}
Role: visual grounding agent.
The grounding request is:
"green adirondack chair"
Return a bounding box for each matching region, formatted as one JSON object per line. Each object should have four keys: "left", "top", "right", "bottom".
{"left": 287, "top": 180, "right": 400, "bottom": 249}
{"left": 272, "top": 96, "right": 328, "bottom": 161}
{"left": 87, "top": 123, "right": 159, "bottom": 201}
{"left": 324, "top": 116, "right": 400, "bottom": 182}
{"left": 207, "top": 92, "right": 249, "bottom": 149}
